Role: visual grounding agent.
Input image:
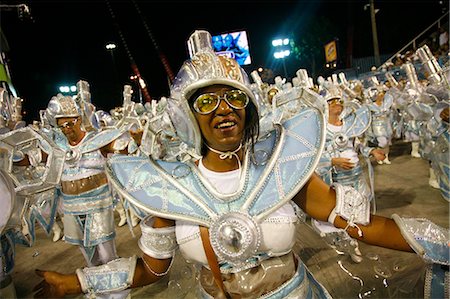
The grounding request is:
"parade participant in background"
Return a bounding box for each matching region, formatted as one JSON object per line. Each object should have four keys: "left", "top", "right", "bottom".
{"left": 415, "top": 45, "right": 450, "bottom": 200}
{"left": 399, "top": 60, "right": 442, "bottom": 190}
{"left": 33, "top": 30, "right": 449, "bottom": 299}
{"left": 429, "top": 103, "right": 450, "bottom": 201}
{"left": 0, "top": 87, "right": 65, "bottom": 298}
{"left": 317, "top": 82, "right": 385, "bottom": 192}
{"left": 41, "top": 92, "right": 139, "bottom": 268}
{"left": 313, "top": 81, "right": 385, "bottom": 262}
{"left": 365, "top": 80, "right": 394, "bottom": 165}
{"left": 398, "top": 62, "right": 439, "bottom": 160}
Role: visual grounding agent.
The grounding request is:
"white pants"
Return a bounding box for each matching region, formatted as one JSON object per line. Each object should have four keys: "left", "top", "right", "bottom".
{"left": 80, "top": 239, "right": 118, "bottom": 267}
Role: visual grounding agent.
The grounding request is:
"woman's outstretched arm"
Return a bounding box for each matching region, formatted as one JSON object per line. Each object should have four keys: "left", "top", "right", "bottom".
{"left": 33, "top": 217, "right": 175, "bottom": 298}
{"left": 293, "top": 173, "right": 413, "bottom": 252}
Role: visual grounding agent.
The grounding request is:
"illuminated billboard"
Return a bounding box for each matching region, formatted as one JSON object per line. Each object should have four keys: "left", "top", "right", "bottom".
{"left": 324, "top": 40, "right": 338, "bottom": 63}
{"left": 211, "top": 30, "right": 252, "bottom": 65}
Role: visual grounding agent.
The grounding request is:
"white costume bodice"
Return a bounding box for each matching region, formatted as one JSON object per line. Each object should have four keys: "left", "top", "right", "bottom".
{"left": 175, "top": 159, "right": 297, "bottom": 266}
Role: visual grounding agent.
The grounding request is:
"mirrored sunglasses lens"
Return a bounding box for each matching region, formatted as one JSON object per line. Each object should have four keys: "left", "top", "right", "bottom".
{"left": 226, "top": 90, "right": 248, "bottom": 108}
{"left": 195, "top": 94, "right": 219, "bottom": 113}
{"left": 330, "top": 99, "right": 343, "bottom": 105}
{"left": 59, "top": 119, "right": 77, "bottom": 129}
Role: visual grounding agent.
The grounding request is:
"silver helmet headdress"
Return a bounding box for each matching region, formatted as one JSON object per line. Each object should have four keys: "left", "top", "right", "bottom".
{"left": 45, "top": 94, "right": 81, "bottom": 127}
{"left": 167, "top": 30, "right": 259, "bottom": 156}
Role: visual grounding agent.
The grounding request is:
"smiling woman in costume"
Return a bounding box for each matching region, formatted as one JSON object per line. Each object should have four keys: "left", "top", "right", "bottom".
{"left": 33, "top": 30, "right": 449, "bottom": 299}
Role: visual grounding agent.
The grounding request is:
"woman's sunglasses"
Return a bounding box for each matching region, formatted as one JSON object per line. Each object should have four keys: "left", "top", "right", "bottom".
{"left": 328, "top": 98, "right": 344, "bottom": 105}
{"left": 58, "top": 118, "right": 78, "bottom": 130}
{"left": 192, "top": 90, "right": 249, "bottom": 114}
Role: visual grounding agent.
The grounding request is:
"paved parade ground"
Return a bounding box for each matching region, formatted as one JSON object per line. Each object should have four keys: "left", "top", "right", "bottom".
{"left": 12, "top": 139, "right": 449, "bottom": 299}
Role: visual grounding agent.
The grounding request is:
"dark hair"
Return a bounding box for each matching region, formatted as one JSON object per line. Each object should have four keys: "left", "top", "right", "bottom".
{"left": 188, "top": 87, "right": 260, "bottom": 156}
{"left": 243, "top": 100, "right": 259, "bottom": 153}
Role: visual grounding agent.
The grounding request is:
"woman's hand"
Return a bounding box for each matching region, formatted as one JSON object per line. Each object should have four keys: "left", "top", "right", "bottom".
{"left": 332, "top": 157, "right": 355, "bottom": 170}
{"left": 370, "top": 148, "right": 386, "bottom": 161}
{"left": 33, "top": 269, "right": 81, "bottom": 298}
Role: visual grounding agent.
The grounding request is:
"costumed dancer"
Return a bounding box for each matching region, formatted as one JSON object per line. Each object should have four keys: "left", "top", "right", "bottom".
{"left": 41, "top": 86, "right": 137, "bottom": 267}
{"left": 399, "top": 62, "right": 434, "bottom": 159}
{"left": 416, "top": 45, "right": 450, "bottom": 200}
{"left": 364, "top": 77, "right": 394, "bottom": 165}
{"left": 33, "top": 30, "right": 449, "bottom": 299}
{"left": 0, "top": 87, "right": 65, "bottom": 298}
{"left": 401, "top": 61, "right": 442, "bottom": 190}
{"left": 21, "top": 81, "right": 138, "bottom": 299}
{"left": 313, "top": 79, "right": 385, "bottom": 263}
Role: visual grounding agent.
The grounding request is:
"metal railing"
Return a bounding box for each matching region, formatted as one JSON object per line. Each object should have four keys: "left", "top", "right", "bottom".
{"left": 379, "top": 11, "right": 449, "bottom": 69}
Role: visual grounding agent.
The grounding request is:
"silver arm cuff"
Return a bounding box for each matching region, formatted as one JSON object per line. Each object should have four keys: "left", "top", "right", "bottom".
{"left": 328, "top": 183, "right": 370, "bottom": 226}
{"left": 138, "top": 215, "right": 177, "bottom": 259}
{"left": 76, "top": 255, "right": 137, "bottom": 294}
{"left": 392, "top": 214, "right": 449, "bottom": 265}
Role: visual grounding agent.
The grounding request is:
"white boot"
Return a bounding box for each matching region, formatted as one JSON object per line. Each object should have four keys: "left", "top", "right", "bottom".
{"left": 411, "top": 141, "right": 421, "bottom": 158}
{"left": 116, "top": 203, "right": 127, "bottom": 227}
{"left": 52, "top": 222, "right": 62, "bottom": 242}
{"left": 130, "top": 210, "right": 140, "bottom": 227}
{"left": 429, "top": 167, "right": 440, "bottom": 189}
{"left": 383, "top": 154, "right": 391, "bottom": 165}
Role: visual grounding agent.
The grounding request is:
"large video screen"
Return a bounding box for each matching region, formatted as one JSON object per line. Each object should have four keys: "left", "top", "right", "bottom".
{"left": 211, "top": 30, "right": 252, "bottom": 66}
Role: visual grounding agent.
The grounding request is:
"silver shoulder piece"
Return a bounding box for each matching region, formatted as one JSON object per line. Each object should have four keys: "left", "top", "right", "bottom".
{"left": 76, "top": 255, "right": 137, "bottom": 294}
{"left": 328, "top": 183, "right": 371, "bottom": 229}
{"left": 342, "top": 102, "right": 371, "bottom": 138}
{"left": 138, "top": 215, "right": 177, "bottom": 259}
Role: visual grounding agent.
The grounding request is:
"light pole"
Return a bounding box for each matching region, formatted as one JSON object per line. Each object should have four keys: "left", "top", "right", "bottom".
{"left": 106, "top": 43, "right": 117, "bottom": 70}
{"left": 365, "top": 1, "right": 380, "bottom": 66}
{"left": 272, "top": 38, "right": 291, "bottom": 78}
{"left": 105, "top": 42, "right": 119, "bottom": 93}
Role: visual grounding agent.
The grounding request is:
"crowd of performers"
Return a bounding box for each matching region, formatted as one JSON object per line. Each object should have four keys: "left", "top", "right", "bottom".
{"left": 0, "top": 30, "right": 448, "bottom": 299}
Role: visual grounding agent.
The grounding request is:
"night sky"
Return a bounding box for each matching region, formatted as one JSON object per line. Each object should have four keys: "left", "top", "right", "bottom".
{"left": 1, "top": 0, "right": 448, "bottom": 122}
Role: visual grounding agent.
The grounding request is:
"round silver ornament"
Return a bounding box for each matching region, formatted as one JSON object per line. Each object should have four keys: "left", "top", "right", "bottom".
{"left": 209, "top": 212, "right": 261, "bottom": 267}
{"left": 333, "top": 133, "right": 348, "bottom": 149}
{"left": 65, "top": 148, "right": 81, "bottom": 167}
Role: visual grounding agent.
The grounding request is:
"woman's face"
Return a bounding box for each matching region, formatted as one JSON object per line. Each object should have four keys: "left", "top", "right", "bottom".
{"left": 328, "top": 98, "right": 344, "bottom": 116}
{"left": 191, "top": 85, "right": 246, "bottom": 152}
{"left": 375, "top": 91, "right": 385, "bottom": 105}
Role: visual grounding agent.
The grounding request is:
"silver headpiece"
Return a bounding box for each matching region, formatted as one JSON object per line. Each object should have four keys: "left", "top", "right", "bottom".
{"left": 402, "top": 62, "right": 419, "bottom": 90}
{"left": 385, "top": 72, "right": 399, "bottom": 89}
{"left": 295, "top": 69, "right": 313, "bottom": 89}
{"left": 416, "top": 45, "right": 445, "bottom": 86}
{"left": 168, "top": 29, "right": 258, "bottom": 156}
{"left": 45, "top": 94, "right": 81, "bottom": 126}
{"left": 319, "top": 81, "right": 343, "bottom": 102}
